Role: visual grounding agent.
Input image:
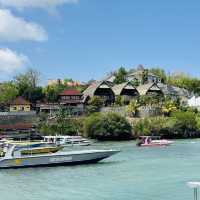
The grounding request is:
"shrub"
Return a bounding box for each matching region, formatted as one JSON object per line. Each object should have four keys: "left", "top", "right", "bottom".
{"left": 162, "top": 99, "right": 177, "bottom": 116}
{"left": 171, "top": 111, "right": 197, "bottom": 131}
{"left": 126, "top": 100, "right": 139, "bottom": 117}
{"left": 83, "top": 112, "right": 132, "bottom": 140}
{"left": 88, "top": 96, "right": 105, "bottom": 107}
{"left": 86, "top": 96, "right": 105, "bottom": 114}
{"left": 115, "top": 96, "right": 125, "bottom": 106}
{"left": 133, "top": 117, "right": 168, "bottom": 136}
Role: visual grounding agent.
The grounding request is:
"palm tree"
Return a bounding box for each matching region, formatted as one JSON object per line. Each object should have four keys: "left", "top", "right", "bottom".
{"left": 162, "top": 99, "right": 177, "bottom": 116}
{"left": 127, "top": 100, "right": 140, "bottom": 117}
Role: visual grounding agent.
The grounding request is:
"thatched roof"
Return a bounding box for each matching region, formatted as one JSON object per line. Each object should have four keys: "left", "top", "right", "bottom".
{"left": 172, "top": 86, "right": 190, "bottom": 98}
{"left": 137, "top": 83, "right": 162, "bottom": 95}
{"left": 83, "top": 81, "right": 112, "bottom": 98}
{"left": 157, "top": 83, "right": 178, "bottom": 96}
{"left": 112, "top": 82, "right": 138, "bottom": 96}
{"left": 102, "top": 74, "right": 116, "bottom": 83}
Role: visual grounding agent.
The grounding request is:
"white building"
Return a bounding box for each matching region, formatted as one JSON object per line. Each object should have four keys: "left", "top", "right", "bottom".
{"left": 188, "top": 96, "right": 200, "bottom": 109}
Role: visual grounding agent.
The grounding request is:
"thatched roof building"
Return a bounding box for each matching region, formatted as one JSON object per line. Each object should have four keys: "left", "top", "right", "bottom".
{"left": 137, "top": 83, "right": 163, "bottom": 96}
{"left": 157, "top": 83, "right": 190, "bottom": 98}
{"left": 112, "top": 82, "right": 139, "bottom": 96}
{"left": 157, "top": 83, "right": 178, "bottom": 96}
{"left": 83, "top": 81, "right": 115, "bottom": 104}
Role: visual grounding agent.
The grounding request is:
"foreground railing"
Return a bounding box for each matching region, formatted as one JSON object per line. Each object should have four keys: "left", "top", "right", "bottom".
{"left": 187, "top": 182, "right": 200, "bottom": 200}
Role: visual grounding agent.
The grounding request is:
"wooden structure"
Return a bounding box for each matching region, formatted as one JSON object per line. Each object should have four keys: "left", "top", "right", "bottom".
{"left": 10, "top": 97, "right": 31, "bottom": 112}
{"left": 59, "top": 89, "right": 83, "bottom": 107}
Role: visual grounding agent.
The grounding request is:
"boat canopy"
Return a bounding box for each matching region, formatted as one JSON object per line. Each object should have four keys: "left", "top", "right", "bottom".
{"left": 187, "top": 182, "right": 200, "bottom": 188}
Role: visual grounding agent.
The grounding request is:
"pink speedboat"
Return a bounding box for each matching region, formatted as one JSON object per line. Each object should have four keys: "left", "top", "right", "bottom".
{"left": 137, "top": 136, "right": 174, "bottom": 147}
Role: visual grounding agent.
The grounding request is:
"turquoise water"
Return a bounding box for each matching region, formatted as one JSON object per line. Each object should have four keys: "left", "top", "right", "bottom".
{"left": 0, "top": 140, "right": 200, "bottom": 200}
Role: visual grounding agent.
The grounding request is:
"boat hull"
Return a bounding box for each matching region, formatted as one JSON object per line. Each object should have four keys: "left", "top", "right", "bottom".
{"left": 0, "top": 150, "right": 119, "bottom": 169}
{"left": 140, "top": 143, "right": 168, "bottom": 147}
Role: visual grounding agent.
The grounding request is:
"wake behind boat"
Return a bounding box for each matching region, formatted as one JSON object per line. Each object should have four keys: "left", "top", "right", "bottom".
{"left": 0, "top": 145, "right": 120, "bottom": 169}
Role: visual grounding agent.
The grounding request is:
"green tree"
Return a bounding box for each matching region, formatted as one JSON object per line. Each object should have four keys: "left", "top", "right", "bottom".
{"left": 162, "top": 98, "right": 177, "bottom": 116}
{"left": 133, "top": 119, "right": 150, "bottom": 136}
{"left": 64, "top": 78, "right": 73, "bottom": 84}
{"left": 14, "top": 68, "right": 42, "bottom": 102}
{"left": 43, "top": 84, "right": 65, "bottom": 103}
{"left": 171, "top": 111, "right": 197, "bottom": 136}
{"left": 0, "top": 82, "right": 18, "bottom": 110}
{"left": 84, "top": 112, "right": 132, "bottom": 140}
{"left": 86, "top": 96, "right": 105, "bottom": 114}
{"left": 88, "top": 96, "right": 105, "bottom": 107}
{"left": 141, "top": 69, "right": 149, "bottom": 84}
{"left": 114, "top": 67, "right": 127, "bottom": 84}
{"left": 130, "top": 79, "right": 140, "bottom": 87}
{"left": 167, "top": 72, "right": 200, "bottom": 95}
{"left": 115, "top": 96, "right": 126, "bottom": 106}
{"left": 55, "top": 108, "right": 77, "bottom": 135}
{"left": 149, "top": 68, "right": 167, "bottom": 83}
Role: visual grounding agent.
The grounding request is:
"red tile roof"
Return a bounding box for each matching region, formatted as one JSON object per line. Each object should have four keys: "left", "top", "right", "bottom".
{"left": 10, "top": 96, "right": 30, "bottom": 105}
{"left": 59, "top": 89, "right": 82, "bottom": 96}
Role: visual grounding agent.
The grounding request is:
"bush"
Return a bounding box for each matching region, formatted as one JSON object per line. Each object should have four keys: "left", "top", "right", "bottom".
{"left": 127, "top": 100, "right": 139, "bottom": 117}
{"left": 133, "top": 117, "right": 168, "bottom": 136}
{"left": 38, "top": 108, "right": 82, "bottom": 136}
{"left": 83, "top": 112, "right": 132, "bottom": 140}
{"left": 88, "top": 96, "right": 105, "bottom": 107}
{"left": 86, "top": 96, "right": 105, "bottom": 114}
{"left": 115, "top": 96, "right": 125, "bottom": 106}
{"left": 171, "top": 111, "right": 197, "bottom": 132}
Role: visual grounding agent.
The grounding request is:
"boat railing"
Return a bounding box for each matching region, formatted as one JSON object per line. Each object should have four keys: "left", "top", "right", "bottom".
{"left": 187, "top": 182, "right": 200, "bottom": 200}
{"left": 4, "top": 145, "right": 16, "bottom": 159}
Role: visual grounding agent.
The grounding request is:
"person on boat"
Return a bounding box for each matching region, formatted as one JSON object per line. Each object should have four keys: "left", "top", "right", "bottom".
{"left": 147, "top": 137, "right": 152, "bottom": 144}
{"left": 136, "top": 137, "right": 144, "bottom": 146}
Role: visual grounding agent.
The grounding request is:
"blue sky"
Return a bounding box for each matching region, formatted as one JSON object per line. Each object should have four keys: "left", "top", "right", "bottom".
{"left": 0, "top": 0, "right": 200, "bottom": 84}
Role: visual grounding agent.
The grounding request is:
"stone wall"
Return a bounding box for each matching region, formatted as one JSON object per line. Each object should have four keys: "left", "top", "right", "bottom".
{"left": 100, "top": 106, "right": 127, "bottom": 116}
{"left": 100, "top": 106, "right": 162, "bottom": 118}
{"left": 137, "top": 106, "right": 162, "bottom": 118}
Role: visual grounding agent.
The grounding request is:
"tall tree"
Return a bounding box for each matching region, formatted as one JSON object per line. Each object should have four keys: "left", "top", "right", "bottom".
{"left": 0, "top": 82, "right": 18, "bottom": 110}
{"left": 114, "top": 67, "right": 127, "bottom": 84}
{"left": 44, "top": 84, "right": 66, "bottom": 103}
{"left": 141, "top": 69, "right": 149, "bottom": 84}
{"left": 149, "top": 67, "right": 167, "bottom": 83}
{"left": 14, "top": 68, "right": 42, "bottom": 103}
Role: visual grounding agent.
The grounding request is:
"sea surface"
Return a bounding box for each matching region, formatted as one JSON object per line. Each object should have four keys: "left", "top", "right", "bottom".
{"left": 0, "top": 140, "right": 200, "bottom": 200}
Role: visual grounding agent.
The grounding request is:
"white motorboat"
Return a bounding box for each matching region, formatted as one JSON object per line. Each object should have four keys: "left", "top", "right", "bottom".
{"left": 0, "top": 145, "right": 119, "bottom": 169}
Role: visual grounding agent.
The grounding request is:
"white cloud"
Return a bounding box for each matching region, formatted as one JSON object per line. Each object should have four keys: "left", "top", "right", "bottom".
{"left": 0, "top": 0, "right": 78, "bottom": 10}
{"left": 0, "top": 9, "right": 48, "bottom": 42}
{"left": 0, "top": 48, "right": 28, "bottom": 74}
